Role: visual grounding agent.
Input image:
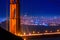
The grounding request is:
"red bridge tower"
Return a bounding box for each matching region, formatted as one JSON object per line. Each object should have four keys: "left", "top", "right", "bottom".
{"left": 10, "top": 0, "right": 21, "bottom": 35}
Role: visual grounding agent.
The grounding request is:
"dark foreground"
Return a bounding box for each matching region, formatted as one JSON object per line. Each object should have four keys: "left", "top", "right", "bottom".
{"left": 0, "top": 25, "right": 60, "bottom": 40}
{"left": 25, "top": 34, "right": 60, "bottom": 40}
{"left": 0, "top": 26, "right": 23, "bottom": 40}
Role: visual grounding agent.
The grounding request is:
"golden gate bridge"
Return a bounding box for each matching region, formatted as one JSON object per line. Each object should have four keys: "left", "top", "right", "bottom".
{"left": 6, "top": 0, "right": 60, "bottom": 40}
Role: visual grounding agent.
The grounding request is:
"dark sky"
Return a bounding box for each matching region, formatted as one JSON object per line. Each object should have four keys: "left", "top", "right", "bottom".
{"left": 0, "top": 0, "right": 60, "bottom": 22}
{"left": 21, "top": 0, "right": 60, "bottom": 17}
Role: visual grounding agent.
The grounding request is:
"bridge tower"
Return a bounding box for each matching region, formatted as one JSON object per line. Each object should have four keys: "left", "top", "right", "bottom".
{"left": 10, "top": 0, "right": 21, "bottom": 35}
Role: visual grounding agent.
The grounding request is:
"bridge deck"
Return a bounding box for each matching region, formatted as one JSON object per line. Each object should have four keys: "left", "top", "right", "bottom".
{"left": 17, "top": 32, "right": 60, "bottom": 37}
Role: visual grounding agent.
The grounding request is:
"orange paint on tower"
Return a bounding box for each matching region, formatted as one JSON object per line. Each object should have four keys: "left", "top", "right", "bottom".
{"left": 10, "top": 0, "right": 21, "bottom": 35}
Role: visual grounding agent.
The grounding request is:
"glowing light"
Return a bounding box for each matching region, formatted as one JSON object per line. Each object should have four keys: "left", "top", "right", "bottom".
{"left": 20, "top": 35, "right": 23, "bottom": 36}
{"left": 30, "top": 20, "right": 34, "bottom": 22}
{"left": 33, "top": 31, "right": 35, "bottom": 34}
{"left": 45, "top": 30, "right": 48, "bottom": 33}
{"left": 42, "top": 23, "right": 48, "bottom": 26}
{"left": 37, "top": 32, "right": 39, "bottom": 34}
{"left": 17, "top": 33, "right": 20, "bottom": 36}
{"left": 24, "top": 32, "right": 26, "bottom": 35}
{"left": 29, "top": 33, "right": 31, "bottom": 35}
{"left": 57, "top": 29, "right": 59, "bottom": 32}
{"left": 24, "top": 38, "right": 26, "bottom": 40}
{"left": 15, "top": 32, "right": 16, "bottom": 35}
{"left": 34, "top": 19, "right": 39, "bottom": 25}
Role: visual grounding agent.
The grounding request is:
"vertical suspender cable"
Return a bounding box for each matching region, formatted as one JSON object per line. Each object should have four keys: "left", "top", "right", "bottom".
{"left": 21, "top": 0, "right": 24, "bottom": 34}
{"left": 6, "top": 0, "right": 8, "bottom": 31}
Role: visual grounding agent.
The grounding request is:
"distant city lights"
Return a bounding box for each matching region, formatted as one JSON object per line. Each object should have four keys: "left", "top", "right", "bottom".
{"left": 21, "top": 16, "right": 60, "bottom": 26}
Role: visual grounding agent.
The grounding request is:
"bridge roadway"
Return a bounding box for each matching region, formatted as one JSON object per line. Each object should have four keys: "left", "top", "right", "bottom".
{"left": 16, "top": 32, "right": 60, "bottom": 40}
{"left": 17, "top": 32, "right": 60, "bottom": 37}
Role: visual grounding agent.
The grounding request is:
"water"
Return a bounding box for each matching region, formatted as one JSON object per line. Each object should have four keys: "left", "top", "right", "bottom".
{"left": 28, "top": 38, "right": 60, "bottom": 40}
{"left": 21, "top": 25, "right": 60, "bottom": 34}
{"left": 21, "top": 25, "right": 60, "bottom": 40}
{"left": 25, "top": 36, "right": 60, "bottom": 40}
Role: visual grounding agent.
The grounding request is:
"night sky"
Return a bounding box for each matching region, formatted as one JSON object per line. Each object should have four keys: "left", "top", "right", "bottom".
{"left": 21, "top": 0, "right": 60, "bottom": 17}
{"left": 0, "top": 0, "right": 60, "bottom": 22}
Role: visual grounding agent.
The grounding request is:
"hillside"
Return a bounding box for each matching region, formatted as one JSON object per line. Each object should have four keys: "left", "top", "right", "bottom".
{"left": 0, "top": 26, "right": 23, "bottom": 40}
